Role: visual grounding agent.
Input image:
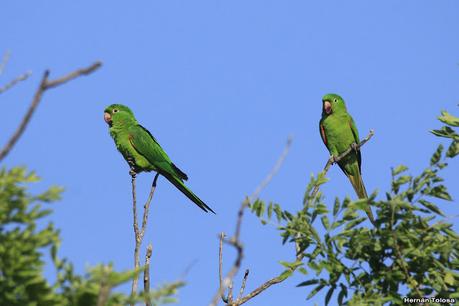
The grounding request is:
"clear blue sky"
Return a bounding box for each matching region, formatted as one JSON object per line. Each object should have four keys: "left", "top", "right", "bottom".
{"left": 1, "top": 1, "right": 458, "bottom": 305}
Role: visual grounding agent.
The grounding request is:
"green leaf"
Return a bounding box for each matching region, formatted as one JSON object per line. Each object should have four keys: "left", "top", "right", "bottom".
{"left": 278, "top": 269, "right": 293, "bottom": 281}
{"left": 297, "top": 279, "right": 319, "bottom": 287}
{"left": 431, "top": 126, "right": 456, "bottom": 139}
{"left": 418, "top": 199, "right": 444, "bottom": 216}
{"left": 430, "top": 144, "right": 444, "bottom": 165}
{"left": 438, "top": 111, "right": 459, "bottom": 127}
{"left": 307, "top": 283, "right": 326, "bottom": 299}
{"left": 267, "top": 202, "right": 273, "bottom": 219}
{"left": 333, "top": 198, "right": 340, "bottom": 216}
{"left": 446, "top": 141, "right": 459, "bottom": 158}
{"left": 392, "top": 165, "right": 408, "bottom": 176}
{"left": 338, "top": 284, "right": 347, "bottom": 305}
{"left": 344, "top": 217, "right": 366, "bottom": 230}
{"left": 321, "top": 215, "right": 330, "bottom": 230}
{"left": 430, "top": 185, "right": 452, "bottom": 201}
{"left": 444, "top": 272, "right": 455, "bottom": 286}
{"left": 325, "top": 285, "right": 336, "bottom": 306}
{"left": 274, "top": 204, "right": 283, "bottom": 222}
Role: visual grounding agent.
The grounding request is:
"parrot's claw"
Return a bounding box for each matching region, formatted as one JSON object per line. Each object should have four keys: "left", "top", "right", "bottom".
{"left": 129, "top": 169, "right": 137, "bottom": 178}
{"left": 351, "top": 142, "right": 359, "bottom": 152}
{"left": 330, "top": 155, "right": 338, "bottom": 164}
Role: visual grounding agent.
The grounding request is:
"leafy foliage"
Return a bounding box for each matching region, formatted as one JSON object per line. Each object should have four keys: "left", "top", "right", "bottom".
{"left": 0, "top": 167, "right": 183, "bottom": 306}
{"left": 251, "top": 109, "right": 459, "bottom": 305}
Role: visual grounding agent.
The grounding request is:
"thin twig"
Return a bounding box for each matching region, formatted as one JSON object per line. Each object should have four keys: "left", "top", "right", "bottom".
{"left": 0, "top": 51, "right": 10, "bottom": 76}
{"left": 131, "top": 172, "right": 160, "bottom": 303}
{"left": 144, "top": 244, "right": 153, "bottom": 306}
{"left": 218, "top": 232, "right": 228, "bottom": 303}
{"left": 0, "top": 61, "right": 102, "bottom": 162}
{"left": 209, "top": 137, "right": 293, "bottom": 306}
{"left": 0, "top": 71, "right": 32, "bottom": 94}
{"left": 131, "top": 173, "right": 140, "bottom": 301}
{"left": 309, "top": 130, "right": 375, "bottom": 201}
{"left": 236, "top": 254, "right": 304, "bottom": 305}
{"left": 237, "top": 270, "right": 249, "bottom": 300}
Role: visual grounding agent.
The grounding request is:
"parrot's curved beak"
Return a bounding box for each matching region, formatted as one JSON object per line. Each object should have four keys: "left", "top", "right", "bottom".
{"left": 323, "top": 101, "right": 332, "bottom": 114}
{"left": 104, "top": 112, "right": 112, "bottom": 126}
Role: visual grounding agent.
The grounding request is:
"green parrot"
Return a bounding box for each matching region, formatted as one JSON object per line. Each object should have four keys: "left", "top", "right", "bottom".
{"left": 104, "top": 104, "right": 215, "bottom": 213}
{"left": 319, "top": 94, "right": 374, "bottom": 224}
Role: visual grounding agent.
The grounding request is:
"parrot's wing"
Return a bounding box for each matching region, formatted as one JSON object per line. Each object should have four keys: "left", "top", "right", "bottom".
{"left": 129, "top": 125, "right": 188, "bottom": 181}
{"left": 319, "top": 120, "right": 328, "bottom": 147}
{"left": 348, "top": 116, "right": 362, "bottom": 172}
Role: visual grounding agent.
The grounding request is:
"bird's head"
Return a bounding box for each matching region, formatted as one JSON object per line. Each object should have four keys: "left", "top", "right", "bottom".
{"left": 322, "top": 93, "right": 347, "bottom": 116}
{"left": 104, "top": 104, "right": 137, "bottom": 128}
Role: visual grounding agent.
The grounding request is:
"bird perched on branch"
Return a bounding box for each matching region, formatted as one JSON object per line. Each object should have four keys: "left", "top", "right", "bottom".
{"left": 319, "top": 94, "right": 374, "bottom": 224}
{"left": 104, "top": 104, "right": 215, "bottom": 213}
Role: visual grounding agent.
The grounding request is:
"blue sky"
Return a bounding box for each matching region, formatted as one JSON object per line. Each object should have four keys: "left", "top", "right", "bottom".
{"left": 1, "top": 1, "right": 458, "bottom": 305}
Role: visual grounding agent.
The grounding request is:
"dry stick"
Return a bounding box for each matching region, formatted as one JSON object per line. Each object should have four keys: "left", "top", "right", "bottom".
{"left": 0, "top": 71, "right": 32, "bottom": 94}
{"left": 131, "top": 172, "right": 160, "bottom": 301}
{"left": 309, "top": 129, "right": 375, "bottom": 201}
{"left": 144, "top": 244, "right": 153, "bottom": 306}
{"left": 237, "top": 270, "right": 249, "bottom": 300}
{"left": 0, "top": 51, "right": 10, "bottom": 75}
{"left": 210, "top": 137, "right": 293, "bottom": 306}
{"left": 0, "top": 61, "right": 102, "bottom": 162}
{"left": 218, "top": 232, "right": 227, "bottom": 303}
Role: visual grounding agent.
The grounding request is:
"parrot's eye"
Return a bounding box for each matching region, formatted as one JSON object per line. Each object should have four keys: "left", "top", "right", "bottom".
{"left": 113, "top": 109, "right": 119, "bottom": 113}
{"left": 333, "top": 99, "right": 337, "bottom": 103}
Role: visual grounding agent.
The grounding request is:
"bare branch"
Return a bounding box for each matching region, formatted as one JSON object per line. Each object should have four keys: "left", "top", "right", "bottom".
{"left": 236, "top": 254, "right": 304, "bottom": 305}
{"left": 0, "top": 51, "right": 10, "bottom": 76}
{"left": 210, "top": 137, "right": 292, "bottom": 306}
{"left": 131, "top": 173, "right": 140, "bottom": 300}
{"left": 237, "top": 270, "right": 249, "bottom": 300}
{"left": 44, "top": 61, "right": 101, "bottom": 89}
{"left": 131, "top": 172, "right": 160, "bottom": 303}
{"left": 0, "top": 71, "right": 32, "bottom": 94}
{"left": 0, "top": 61, "right": 102, "bottom": 162}
{"left": 218, "top": 232, "right": 228, "bottom": 303}
{"left": 144, "top": 244, "right": 153, "bottom": 306}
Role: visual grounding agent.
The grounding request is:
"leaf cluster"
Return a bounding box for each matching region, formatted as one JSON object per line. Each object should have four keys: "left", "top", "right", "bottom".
{"left": 0, "top": 167, "right": 183, "bottom": 306}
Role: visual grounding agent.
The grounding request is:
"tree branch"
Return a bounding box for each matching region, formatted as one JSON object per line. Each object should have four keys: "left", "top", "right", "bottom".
{"left": 0, "top": 61, "right": 102, "bottom": 162}
{"left": 131, "top": 172, "right": 160, "bottom": 303}
{"left": 0, "top": 51, "right": 10, "bottom": 76}
{"left": 210, "top": 137, "right": 292, "bottom": 306}
{"left": 144, "top": 244, "right": 153, "bottom": 306}
{"left": 0, "top": 70, "right": 32, "bottom": 94}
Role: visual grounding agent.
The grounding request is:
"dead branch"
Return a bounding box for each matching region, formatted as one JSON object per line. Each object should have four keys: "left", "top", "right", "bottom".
{"left": 210, "top": 137, "right": 292, "bottom": 306}
{"left": 0, "top": 71, "right": 32, "bottom": 94}
{"left": 144, "top": 244, "right": 153, "bottom": 306}
{"left": 0, "top": 51, "right": 10, "bottom": 76}
{"left": 0, "top": 61, "right": 102, "bottom": 162}
{"left": 131, "top": 172, "right": 160, "bottom": 304}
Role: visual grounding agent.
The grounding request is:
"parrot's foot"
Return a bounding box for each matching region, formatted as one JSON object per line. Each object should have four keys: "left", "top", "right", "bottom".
{"left": 351, "top": 142, "right": 359, "bottom": 152}
{"left": 129, "top": 169, "right": 137, "bottom": 178}
{"left": 330, "top": 155, "right": 338, "bottom": 164}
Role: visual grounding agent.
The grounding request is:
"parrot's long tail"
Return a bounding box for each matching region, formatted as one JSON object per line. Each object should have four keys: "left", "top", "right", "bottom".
{"left": 347, "top": 172, "right": 375, "bottom": 225}
{"left": 162, "top": 172, "right": 215, "bottom": 214}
